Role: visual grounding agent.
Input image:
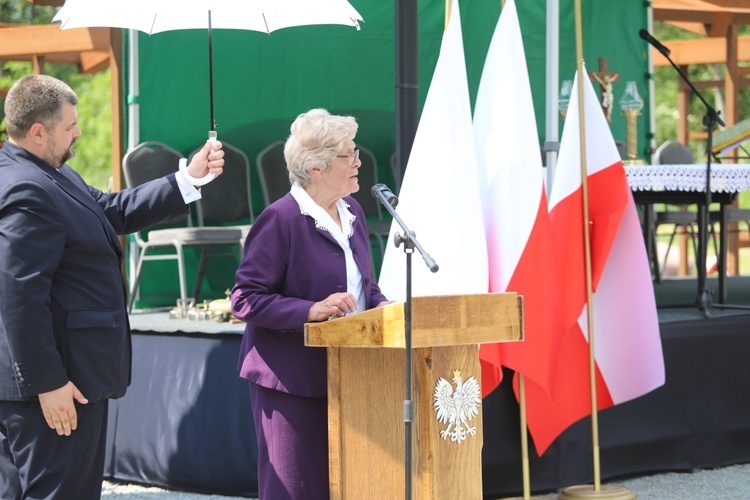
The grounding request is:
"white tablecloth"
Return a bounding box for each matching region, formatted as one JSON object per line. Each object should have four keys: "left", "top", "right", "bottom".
{"left": 625, "top": 164, "right": 750, "bottom": 193}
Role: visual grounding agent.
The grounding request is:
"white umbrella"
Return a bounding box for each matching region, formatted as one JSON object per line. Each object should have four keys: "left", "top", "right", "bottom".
{"left": 52, "top": 0, "right": 363, "bottom": 134}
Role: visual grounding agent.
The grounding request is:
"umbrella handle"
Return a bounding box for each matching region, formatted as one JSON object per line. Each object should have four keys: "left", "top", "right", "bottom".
{"left": 178, "top": 157, "right": 216, "bottom": 187}
{"left": 175, "top": 130, "right": 218, "bottom": 186}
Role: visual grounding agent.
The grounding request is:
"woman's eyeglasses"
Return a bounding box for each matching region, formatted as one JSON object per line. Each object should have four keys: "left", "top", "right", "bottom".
{"left": 336, "top": 149, "right": 360, "bottom": 165}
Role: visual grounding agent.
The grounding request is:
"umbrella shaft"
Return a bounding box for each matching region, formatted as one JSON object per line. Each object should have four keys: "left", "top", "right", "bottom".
{"left": 208, "top": 10, "right": 215, "bottom": 131}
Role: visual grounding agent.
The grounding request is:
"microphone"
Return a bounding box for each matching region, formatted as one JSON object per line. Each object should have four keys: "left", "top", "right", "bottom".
{"left": 639, "top": 29, "right": 670, "bottom": 57}
{"left": 370, "top": 183, "right": 398, "bottom": 208}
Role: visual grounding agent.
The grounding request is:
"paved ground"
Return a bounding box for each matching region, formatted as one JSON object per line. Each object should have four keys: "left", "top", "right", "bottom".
{"left": 102, "top": 462, "right": 750, "bottom": 499}
{"left": 602, "top": 463, "right": 750, "bottom": 500}
{"left": 102, "top": 480, "right": 248, "bottom": 499}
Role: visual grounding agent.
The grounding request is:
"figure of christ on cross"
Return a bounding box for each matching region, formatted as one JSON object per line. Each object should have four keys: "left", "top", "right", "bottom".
{"left": 588, "top": 57, "right": 620, "bottom": 127}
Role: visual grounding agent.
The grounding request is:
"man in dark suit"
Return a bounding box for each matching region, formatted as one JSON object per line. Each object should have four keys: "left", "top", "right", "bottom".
{"left": 0, "top": 74, "right": 225, "bottom": 499}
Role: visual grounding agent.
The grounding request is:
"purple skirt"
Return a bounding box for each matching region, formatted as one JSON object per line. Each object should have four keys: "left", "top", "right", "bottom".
{"left": 248, "top": 381, "right": 329, "bottom": 500}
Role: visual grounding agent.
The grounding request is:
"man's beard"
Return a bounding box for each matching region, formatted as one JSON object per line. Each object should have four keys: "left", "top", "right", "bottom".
{"left": 60, "top": 146, "right": 74, "bottom": 165}
{"left": 46, "top": 139, "right": 75, "bottom": 168}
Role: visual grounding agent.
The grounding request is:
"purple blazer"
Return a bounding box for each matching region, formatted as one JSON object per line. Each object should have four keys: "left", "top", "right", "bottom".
{"left": 231, "top": 193, "right": 387, "bottom": 398}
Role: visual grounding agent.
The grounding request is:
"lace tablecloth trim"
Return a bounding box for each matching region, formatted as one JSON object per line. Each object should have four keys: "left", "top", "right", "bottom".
{"left": 625, "top": 164, "right": 750, "bottom": 193}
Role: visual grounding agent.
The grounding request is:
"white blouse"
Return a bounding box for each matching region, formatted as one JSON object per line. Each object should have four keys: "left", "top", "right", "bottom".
{"left": 291, "top": 183, "right": 366, "bottom": 313}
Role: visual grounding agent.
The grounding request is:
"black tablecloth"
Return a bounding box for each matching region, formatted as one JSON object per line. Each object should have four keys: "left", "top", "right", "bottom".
{"left": 106, "top": 313, "right": 750, "bottom": 497}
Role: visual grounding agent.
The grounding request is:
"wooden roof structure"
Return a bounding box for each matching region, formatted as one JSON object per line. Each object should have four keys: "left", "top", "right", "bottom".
{"left": 1, "top": 0, "right": 747, "bottom": 195}
{"left": 652, "top": 0, "right": 750, "bottom": 147}
{"left": 652, "top": 0, "right": 750, "bottom": 274}
{"left": 0, "top": 0, "right": 124, "bottom": 191}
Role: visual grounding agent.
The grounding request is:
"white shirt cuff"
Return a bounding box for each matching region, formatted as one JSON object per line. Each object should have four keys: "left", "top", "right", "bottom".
{"left": 176, "top": 159, "right": 202, "bottom": 204}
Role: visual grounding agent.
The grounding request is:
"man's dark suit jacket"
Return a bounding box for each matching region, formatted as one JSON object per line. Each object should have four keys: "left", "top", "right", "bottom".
{"left": 0, "top": 141, "right": 188, "bottom": 403}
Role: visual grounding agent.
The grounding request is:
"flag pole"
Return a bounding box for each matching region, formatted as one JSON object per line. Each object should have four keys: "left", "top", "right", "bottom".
{"left": 574, "top": 0, "right": 600, "bottom": 489}
{"left": 519, "top": 375, "right": 531, "bottom": 500}
{"left": 559, "top": 2, "right": 636, "bottom": 499}
{"left": 499, "top": 375, "right": 557, "bottom": 500}
{"left": 496, "top": 0, "right": 556, "bottom": 498}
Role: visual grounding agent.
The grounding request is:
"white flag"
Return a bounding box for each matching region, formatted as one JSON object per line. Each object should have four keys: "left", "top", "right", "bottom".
{"left": 378, "top": 0, "right": 488, "bottom": 300}
{"left": 473, "top": 0, "right": 565, "bottom": 400}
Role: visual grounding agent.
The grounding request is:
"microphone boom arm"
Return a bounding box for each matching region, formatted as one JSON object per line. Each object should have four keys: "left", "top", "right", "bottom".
{"left": 371, "top": 185, "right": 439, "bottom": 273}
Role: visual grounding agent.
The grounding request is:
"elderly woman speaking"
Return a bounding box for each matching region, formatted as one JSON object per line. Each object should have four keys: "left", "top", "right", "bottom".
{"left": 231, "top": 108, "right": 390, "bottom": 500}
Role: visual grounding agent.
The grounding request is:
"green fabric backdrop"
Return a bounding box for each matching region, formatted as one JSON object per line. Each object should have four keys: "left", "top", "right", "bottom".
{"left": 126, "top": 0, "right": 649, "bottom": 308}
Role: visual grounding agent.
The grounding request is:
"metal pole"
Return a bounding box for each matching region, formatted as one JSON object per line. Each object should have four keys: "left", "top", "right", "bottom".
{"left": 208, "top": 10, "right": 215, "bottom": 132}
{"left": 404, "top": 245, "right": 413, "bottom": 500}
{"left": 395, "top": 0, "right": 419, "bottom": 188}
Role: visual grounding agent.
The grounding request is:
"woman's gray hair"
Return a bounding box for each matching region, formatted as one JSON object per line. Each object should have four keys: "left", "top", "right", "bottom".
{"left": 284, "top": 108, "right": 358, "bottom": 188}
{"left": 4, "top": 75, "right": 78, "bottom": 140}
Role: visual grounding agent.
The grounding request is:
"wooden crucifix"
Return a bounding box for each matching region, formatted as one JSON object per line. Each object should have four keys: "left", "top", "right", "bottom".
{"left": 588, "top": 57, "right": 620, "bottom": 127}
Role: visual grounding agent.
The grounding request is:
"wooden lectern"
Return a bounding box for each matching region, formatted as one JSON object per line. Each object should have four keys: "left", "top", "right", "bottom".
{"left": 304, "top": 293, "right": 523, "bottom": 499}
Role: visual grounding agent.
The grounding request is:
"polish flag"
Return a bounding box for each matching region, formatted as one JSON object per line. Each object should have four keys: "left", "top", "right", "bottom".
{"left": 378, "top": 0, "right": 488, "bottom": 301}
{"left": 525, "top": 67, "right": 665, "bottom": 455}
{"left": 473, "top": 0, "right": 565, "bottom": 400}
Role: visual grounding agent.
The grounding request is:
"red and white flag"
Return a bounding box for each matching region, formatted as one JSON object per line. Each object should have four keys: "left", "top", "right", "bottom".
{"left": 473, "top": 0, "right": 565, "bottom": 400}
{"left": 524, "top": 67, "right": 665, "bottom": 455}
{"left": 378, "top": 0, "right": 488, "bottom": 301}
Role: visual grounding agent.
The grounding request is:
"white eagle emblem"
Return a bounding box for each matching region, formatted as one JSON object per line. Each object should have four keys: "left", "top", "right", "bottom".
{"left": 433, "top": 369, "right": 481, "bottom": 443}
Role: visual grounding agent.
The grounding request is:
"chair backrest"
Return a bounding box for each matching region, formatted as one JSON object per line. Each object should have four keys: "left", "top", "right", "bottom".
{"left": 350, "top": 144, "right": 381, "bottom": 219}
{"left": 123, "top": 141, "right": 183, "bottom": 188}
{"left": 122, "top": 141, "right": 189, "bottom": 227}
{"left": 256, "top": 141, "right": 290, "bottom": 207}
{"left": 190, "top": 142, "right": 253, "bottom": 225}
{"left": 654, "top": 140, "right": 695, "bottom": 165}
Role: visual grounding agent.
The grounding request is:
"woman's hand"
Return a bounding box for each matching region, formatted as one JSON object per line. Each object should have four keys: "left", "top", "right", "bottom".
{"left": 307, "top": 292, "right": 359, "bottom": 322}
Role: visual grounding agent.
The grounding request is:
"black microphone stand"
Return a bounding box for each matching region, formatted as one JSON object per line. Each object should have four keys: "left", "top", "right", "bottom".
{"left": 371, "top": 185, "right": 438, "bottom": 500}
{"left": 656, "top": 42, "right": 723, "bottom": 317}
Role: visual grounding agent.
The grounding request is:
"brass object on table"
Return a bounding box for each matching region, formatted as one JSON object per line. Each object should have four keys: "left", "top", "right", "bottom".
{"left": 207, "top": 289, "right": 234, "bottom": 322}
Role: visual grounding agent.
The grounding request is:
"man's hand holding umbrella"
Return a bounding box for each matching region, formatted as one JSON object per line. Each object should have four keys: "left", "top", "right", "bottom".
{"left": 181, "top": 139, "right": 225, "bottom": 187}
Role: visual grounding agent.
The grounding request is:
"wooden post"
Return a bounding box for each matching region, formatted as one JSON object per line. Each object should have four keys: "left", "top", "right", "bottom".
{"left": 725, "top": 24, "right": 740, "bottom": 275}
{"left": 677, "top": 67, "right": 691, "bottom": 276}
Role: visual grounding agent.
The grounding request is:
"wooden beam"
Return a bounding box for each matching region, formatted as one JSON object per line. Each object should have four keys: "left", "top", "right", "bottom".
{"left": 109, "top": 28, "right": 124, "bottom": 194}
{"left": 677, "top": 67, "right": 690, "bottom": 146}
{"left": 79, "top": 51, "right": 111, "bottom": 74}
{"left": 726, "top": 24, "right": 739, "bottom": 132}
{"left": 703, "top": 0, "right": 750, "bottom": 8}
{"left": 706, "top": 11, "right": 734, "bottom": 37}
{"left": 0, "top": 24, "right": 110, "bottom": 59}
{"left": 654, "top": 1, "right": 750, "bottom": 27}
{"left": 667, "top": 21, "right": 709, "bottom": 36}
{"left": 725, "top": 24, "right": 740, "bottom": 275}
{"left": 652, "top": 36, "right": 750, "bottom": 66}
{"left": 693, "top": 79, "right": 731, "bottom": 88}
{"left": 32, "top": 54, "right": 45, "bottom": 75}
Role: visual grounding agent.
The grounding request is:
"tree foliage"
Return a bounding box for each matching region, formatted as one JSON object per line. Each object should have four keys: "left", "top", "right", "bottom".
{"left": 653, "top": 21, "right": 750, "bottom": 163}
{"left": 1, "top": 4, "right": 747, "bottom": 191}
{"left": 0, "top": 1, "right": 112, "bottom": 191}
